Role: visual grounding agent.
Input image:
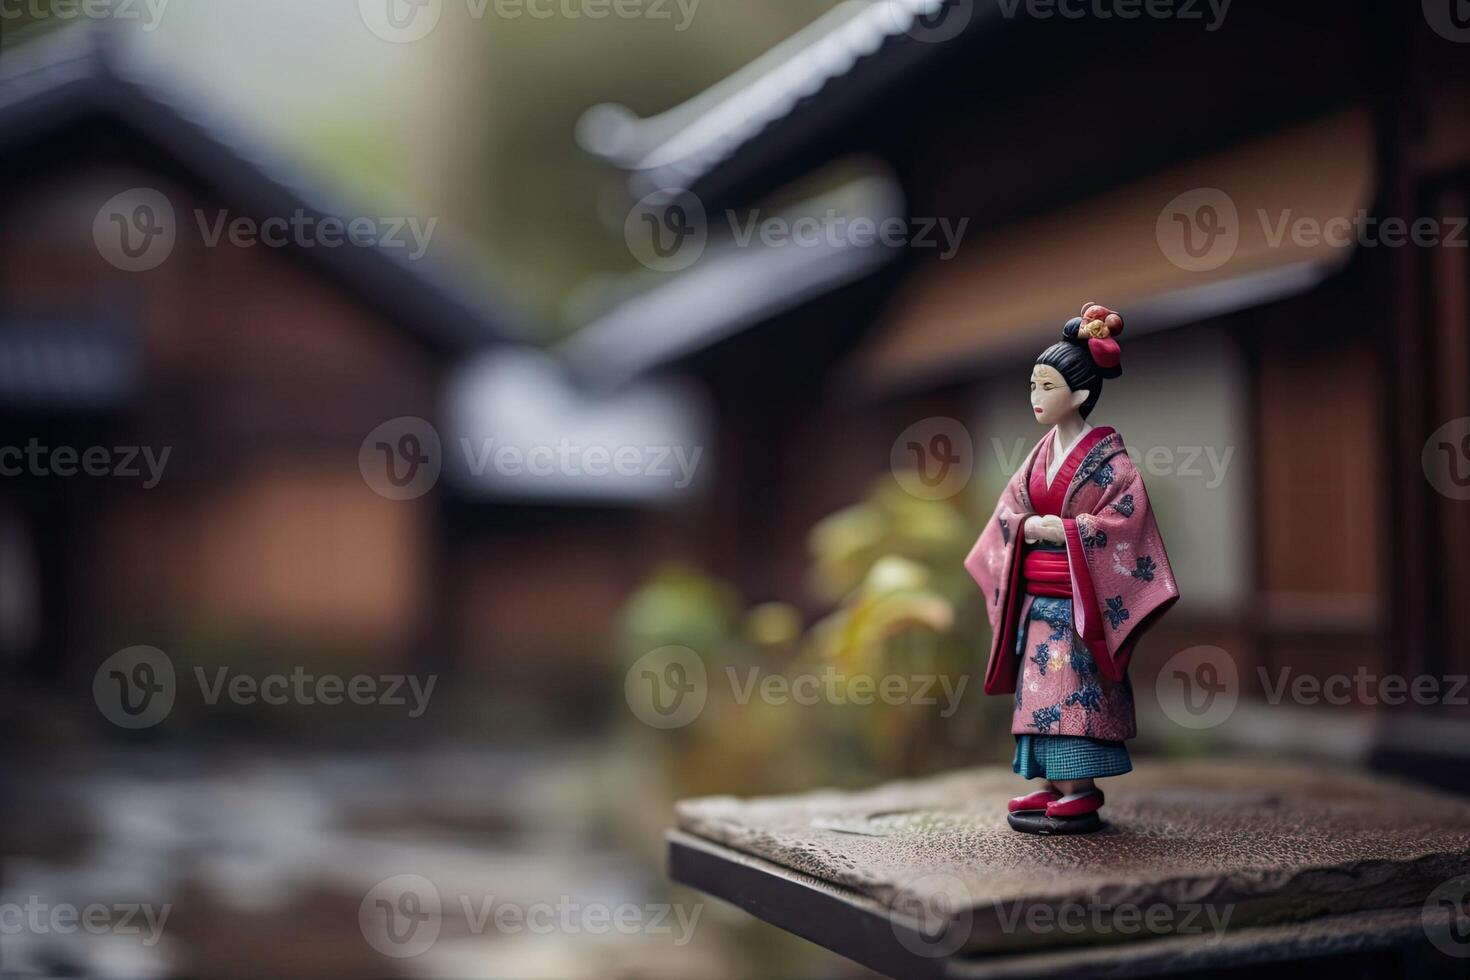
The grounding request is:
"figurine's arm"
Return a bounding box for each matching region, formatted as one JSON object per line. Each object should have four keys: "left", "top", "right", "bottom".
{"left": 1061, "top": 457, "right": 1180, "bottom": 679}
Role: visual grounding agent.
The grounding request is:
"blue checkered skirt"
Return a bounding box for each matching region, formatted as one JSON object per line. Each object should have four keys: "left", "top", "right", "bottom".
{"left": 1012, "top": 733, "right": 1132, "bottom": 781}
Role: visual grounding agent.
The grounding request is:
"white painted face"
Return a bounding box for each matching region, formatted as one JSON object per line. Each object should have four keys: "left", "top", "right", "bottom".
{"left": 1029, "top": 364, "right": 1089, "bottom": 426}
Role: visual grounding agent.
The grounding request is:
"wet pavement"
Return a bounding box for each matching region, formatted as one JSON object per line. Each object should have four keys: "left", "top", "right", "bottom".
{"left": 0, "top": 743, "right": 757, "bottom": 979}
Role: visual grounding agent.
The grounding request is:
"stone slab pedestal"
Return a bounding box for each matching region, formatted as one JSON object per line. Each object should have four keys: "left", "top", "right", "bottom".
{"left": 669, "top": 759, "right": 1470, "bottom": 978}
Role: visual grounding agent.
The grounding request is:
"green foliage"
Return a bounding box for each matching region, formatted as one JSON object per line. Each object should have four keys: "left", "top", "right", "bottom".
{"left": 808, "top": 475, "right": 976, "bottom": 604}
{"left": 617, "top": 561, "right": 746, "bottom": 662}
{"left": 616, "top": 476, "right": 1017, "bottom": 795}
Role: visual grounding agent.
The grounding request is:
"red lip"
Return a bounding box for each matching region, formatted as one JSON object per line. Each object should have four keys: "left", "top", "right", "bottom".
{"left": 1033, "top": 407, "right": 1043, "bottom": 414}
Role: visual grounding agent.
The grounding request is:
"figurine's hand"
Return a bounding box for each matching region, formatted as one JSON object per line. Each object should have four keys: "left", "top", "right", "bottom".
{"left": 1024, "top": 515, "right": 1066, "bottom": 545}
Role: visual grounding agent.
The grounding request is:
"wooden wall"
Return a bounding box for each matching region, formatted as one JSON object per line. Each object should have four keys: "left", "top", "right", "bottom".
{"left": 0, "top": 156, "right": 439, "bottom": 666}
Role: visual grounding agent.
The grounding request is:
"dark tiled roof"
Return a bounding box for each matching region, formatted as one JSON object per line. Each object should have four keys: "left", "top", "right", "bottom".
{"left": 578, "top": 0, "right": 980, "bottom": 204}
{"left": 0, "top": 28, "right": 529, "bottom": 354}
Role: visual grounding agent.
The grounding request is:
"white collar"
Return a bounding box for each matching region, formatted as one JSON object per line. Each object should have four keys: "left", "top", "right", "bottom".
{"left": 1045, "top": 422, "right": 1093, "bottom": 487}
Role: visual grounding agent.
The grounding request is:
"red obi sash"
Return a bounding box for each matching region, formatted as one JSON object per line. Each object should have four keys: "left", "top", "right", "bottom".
{"left": 1023, "top": 549, "right": 1071, "bottom": 598}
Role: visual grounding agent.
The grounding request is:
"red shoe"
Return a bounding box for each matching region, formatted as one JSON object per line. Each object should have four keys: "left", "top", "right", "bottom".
{"left": 1046, "top": 789, "right": 1104, "bottom": 819}
{"left": 1008, "top": 790, "right": 1061, "bottom": 813}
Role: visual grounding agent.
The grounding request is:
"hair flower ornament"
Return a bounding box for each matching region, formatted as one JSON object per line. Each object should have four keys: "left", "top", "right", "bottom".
{"left": 1077, "top": 302, "right": 1124, "bottom": 373}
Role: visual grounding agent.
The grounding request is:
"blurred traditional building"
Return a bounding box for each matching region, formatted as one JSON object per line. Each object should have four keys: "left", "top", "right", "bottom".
{"left": 573, "top": 0, "right": 1470, "bottom": 775}
{"left": 0, "top": 30, "right": 704, "bottom": 696}
{"left": 0, "top": 29, "right": 517, "bottom": 679}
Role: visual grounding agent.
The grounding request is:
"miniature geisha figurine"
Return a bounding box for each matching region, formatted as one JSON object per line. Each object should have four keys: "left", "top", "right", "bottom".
{"left": 966, "top": 303, "right": 1178, "bottom": 835}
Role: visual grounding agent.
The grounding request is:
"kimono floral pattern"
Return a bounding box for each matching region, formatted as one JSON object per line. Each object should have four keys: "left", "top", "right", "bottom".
{"left": 1014, "top": 596, "right": 1134, "bottom": 740}
{"left": 1075, "top": 440, "right": 1114, "bottom": 485}
{"left": 1027, "top": 597, "right": 1071, "bottom": 677}
{"left": 1105, "top": 596, "right": 1130, "bottom": 629}
{"left": 1076, "top": 513, "right": 1108, "bottom": 549}
{"left": 1031, "top": 596, "right": 1071, "bottom": 634}
{"left": 1030, "top": 643, "right": 1052, "bottom": 675}
{"left": 1110, "top": 543, "right": 1156, "bottom": 582}
{"left": 1111, "top": 494, "right": 1135, "bottom": 518}
{"left": 1031, "top": 705, "right": 1062, "bottom": 734}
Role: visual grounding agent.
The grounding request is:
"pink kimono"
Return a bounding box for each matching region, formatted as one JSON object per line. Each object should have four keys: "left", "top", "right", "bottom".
{"left": 965, "top": 427, "right": 1178, "bottom": 740}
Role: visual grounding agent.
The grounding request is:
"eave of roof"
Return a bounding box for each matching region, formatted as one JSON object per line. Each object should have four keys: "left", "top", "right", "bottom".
{"left": 577, "top": 0, "right": 979, "bottom": 206}
{"left": 560, "top": 172, "right": 906, "bottom": 386}
{"left": 0, "top": 27, "right": 530, "bottom": 356}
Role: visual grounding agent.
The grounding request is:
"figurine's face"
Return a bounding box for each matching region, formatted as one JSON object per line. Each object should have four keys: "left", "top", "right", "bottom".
{"left": 1030, "top": 364, "right": 1089, "bottom": 425}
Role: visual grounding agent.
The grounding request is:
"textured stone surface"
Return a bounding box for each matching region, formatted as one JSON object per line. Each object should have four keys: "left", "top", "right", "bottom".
{"left": 941, "top": 905, "right": 1455, "bottom": 978}
{"left": 675, "top": 759, "right": 1470, "bottom": 955}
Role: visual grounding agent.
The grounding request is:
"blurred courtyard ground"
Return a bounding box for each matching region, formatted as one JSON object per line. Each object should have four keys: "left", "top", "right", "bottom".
{"left": 3, "top": 737, "right": 858, "bottom": 978}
